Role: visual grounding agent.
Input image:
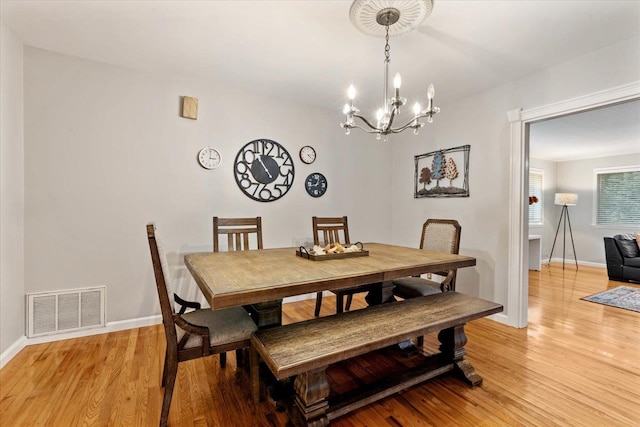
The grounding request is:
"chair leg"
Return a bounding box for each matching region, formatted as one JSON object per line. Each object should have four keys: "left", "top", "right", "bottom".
{"left": 336, "top": 293, "right": 344, "bottom": 314}
{"left": 345, "top": 294, "right": 353, "bottom": 312}
{"left": 161, "top": 348, "right": 169, "bottom": 387}
{"left": 250, "top": 347, "right": 260, "bottom": 404}
{"left": 160, "top": 355, "right": 178, "bottom": 427}
{"left": 236, "top": 348, "right": 244, "bottom": 366}
{"left": 417, "top": 336, "right": 424, "bottom": 348}
{"left": 314, "top": 292, "right": 323, "bottom": 317}
{"left": 220, "top": 352, "right": 227, "bottom": 367}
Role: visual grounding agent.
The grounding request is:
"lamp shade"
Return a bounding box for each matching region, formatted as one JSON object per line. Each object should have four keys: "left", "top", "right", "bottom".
{"left": 554, "top": 193, "right": 578, "bottom": 206}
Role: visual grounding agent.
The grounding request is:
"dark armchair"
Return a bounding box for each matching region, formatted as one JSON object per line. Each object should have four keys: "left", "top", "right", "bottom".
{"left": 604, "top": 235, "right": 640, "bottom": 283}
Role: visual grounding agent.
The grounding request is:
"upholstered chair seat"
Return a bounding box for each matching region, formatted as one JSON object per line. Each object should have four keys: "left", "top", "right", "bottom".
{"left": 393, "top": 219, "right": 462, "bottom": 298}
{"left": 392, "top": 277, "right": 442, "bottom": 299}
{"left": 178, "top": 308, "right": 258, "bottom": 349}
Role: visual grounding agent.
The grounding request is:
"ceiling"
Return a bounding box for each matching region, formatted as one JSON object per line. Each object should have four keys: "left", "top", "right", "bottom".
{"left": 530, "top": 99, "right": 640, "bottom": 162}
{"left": 2, "top": 1, "right": 639, "bottom": 161}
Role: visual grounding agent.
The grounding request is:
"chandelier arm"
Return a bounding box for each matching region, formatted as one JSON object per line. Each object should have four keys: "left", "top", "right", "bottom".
{"left": 353, "top": 125, "right": 382, "bottom": 134}
{"left": 347, "top": 123, "right": 383, "bottom": 134}
{"left": 388, "top": 122, "right": 422, "bottom": 133}
{"left": 386, "top": 105, "right": 400, "bottom": 131}
{"left": 389, "top": 110, "right": 438, "bottom": 132}
{"left": 352, "top": 113, "right": 383, "bottom": 131}
{"left": 388, "top": 120, "right": 422, "bottom": 133}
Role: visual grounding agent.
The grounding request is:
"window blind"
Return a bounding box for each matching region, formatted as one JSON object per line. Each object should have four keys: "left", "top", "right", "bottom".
{"left": 529, "top": 170, "right": 543, "bottom": 225}
{"left": 596, "top": 169, "right": 640, "bottom": 226}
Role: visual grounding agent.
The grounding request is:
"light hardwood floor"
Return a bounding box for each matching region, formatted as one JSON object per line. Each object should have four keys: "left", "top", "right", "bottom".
{"left": 1, "top": 264, "right": 639, "bottom": 426}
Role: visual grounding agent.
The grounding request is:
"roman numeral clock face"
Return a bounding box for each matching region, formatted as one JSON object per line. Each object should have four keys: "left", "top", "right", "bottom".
{"left": 234, "top": 139, "right": 295, "bottom": 202}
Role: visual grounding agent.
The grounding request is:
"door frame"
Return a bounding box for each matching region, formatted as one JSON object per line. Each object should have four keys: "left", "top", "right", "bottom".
{"left": 506, "top": 81, "right": 640, "bottom": 328}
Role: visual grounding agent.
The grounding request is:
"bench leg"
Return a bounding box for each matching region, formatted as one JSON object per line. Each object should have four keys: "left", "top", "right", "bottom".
{"left": 249, "top": 347, "right": 260, "bottom": 405}
{"left": 438, "top": 324, "right": 483, "bottom": 386}
{"left": 290, "top": 367, "right": 330, "bottom": 427}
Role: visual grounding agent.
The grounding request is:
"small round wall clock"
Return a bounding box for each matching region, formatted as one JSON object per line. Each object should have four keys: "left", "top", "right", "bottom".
{"left": 299, "top": 145, "right": 317, "bottom": 164}
{"left": 234, "top": 139, "right": 295, "bottom": 202}
{"left": 305, "top": 172, "right": 328, "bottom": 198}
{"left": 198, "top": 147, "right": 221, "bottom": 169}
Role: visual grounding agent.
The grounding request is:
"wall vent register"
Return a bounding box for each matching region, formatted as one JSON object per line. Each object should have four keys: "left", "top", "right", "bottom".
{"left": 27, "top": 286, "right": 106, "bottom": 338}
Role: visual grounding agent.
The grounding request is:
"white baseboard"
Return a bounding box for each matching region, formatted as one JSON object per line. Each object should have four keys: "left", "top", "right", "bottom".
{"left": 0, "top": 336, "right": 28, "bottom": 370}
{"left": 0, "top": 315, "right": 163, "bottom": 370}
{"left": 25, "top": 314, "right": 163, "bottom": 346}
{"left": 545, "top": 258, "right": 606, "bottom": 268}
{"left": 488, "top": 312, "right": 512, "bottom": 327}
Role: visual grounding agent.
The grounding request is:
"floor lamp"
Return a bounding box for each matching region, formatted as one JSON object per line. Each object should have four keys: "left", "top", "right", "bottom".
{"left": 548, "top": 193, "right": 578, "bottom": 270}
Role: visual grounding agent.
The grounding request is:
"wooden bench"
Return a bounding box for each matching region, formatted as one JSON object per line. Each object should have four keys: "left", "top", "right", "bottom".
{"left": 251, "top": 291, "right": 503, "bottom": 426}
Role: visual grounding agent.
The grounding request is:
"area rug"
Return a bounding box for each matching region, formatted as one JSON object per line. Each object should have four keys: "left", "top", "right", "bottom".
{"left": 581, "top": 286, "right": 640, "bottom": 313}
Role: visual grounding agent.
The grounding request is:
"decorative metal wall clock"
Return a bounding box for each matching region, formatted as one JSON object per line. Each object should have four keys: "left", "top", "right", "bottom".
{"left": 305, "top": 172, "right": 327, "bottom": 198}
{"left": 234, "top": 139, "right": 295, "bottom": 202}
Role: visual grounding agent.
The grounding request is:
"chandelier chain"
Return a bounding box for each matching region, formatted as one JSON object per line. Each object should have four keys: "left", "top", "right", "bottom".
{"left": 384, "top": 25, "right": 390, "bottom": 63}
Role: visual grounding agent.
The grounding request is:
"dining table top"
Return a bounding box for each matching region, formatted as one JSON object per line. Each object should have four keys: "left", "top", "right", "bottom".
{"left": 184, "top": 242, "right": 476, "bottom": 310}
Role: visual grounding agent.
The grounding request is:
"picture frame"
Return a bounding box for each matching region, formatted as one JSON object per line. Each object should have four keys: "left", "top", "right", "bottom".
{"left": 414, "top": 145, "right": 470, "bottom": 198}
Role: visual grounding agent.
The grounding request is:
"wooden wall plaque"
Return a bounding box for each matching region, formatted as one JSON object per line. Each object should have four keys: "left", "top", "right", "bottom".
{"left": 181, "top": 96, "right": 198, "bottom": 120}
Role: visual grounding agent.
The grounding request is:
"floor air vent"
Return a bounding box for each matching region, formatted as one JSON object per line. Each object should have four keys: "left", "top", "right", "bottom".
{"left": 27, "top": 286, "right": 106, "bottom": 337}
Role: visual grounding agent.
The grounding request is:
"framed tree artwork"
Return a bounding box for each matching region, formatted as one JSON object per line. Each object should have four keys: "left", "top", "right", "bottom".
{"left": 414, "top": 145, "right": 470, "bottom": 198}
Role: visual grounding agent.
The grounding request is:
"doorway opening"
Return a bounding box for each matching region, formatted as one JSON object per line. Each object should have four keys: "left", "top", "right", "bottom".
{"left": 507, "top": 82, "right": 640, "bottom": 328}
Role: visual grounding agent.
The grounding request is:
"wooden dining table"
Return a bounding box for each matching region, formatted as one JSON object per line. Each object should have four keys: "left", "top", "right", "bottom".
{"left": 184, "top": 242, "right": 477, "bottom": 327}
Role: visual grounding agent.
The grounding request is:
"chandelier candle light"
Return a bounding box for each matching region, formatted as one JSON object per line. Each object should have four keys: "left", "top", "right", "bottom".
{"left": 341, "top": 0, "right": 438, "bottom": 140}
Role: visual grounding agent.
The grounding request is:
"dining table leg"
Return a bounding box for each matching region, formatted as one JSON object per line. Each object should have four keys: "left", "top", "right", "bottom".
{"left": 364, "top": 280, "right": 395, "bottom": 307}
{"left": 245, "top": 299, "right": 283, "bottom": 328}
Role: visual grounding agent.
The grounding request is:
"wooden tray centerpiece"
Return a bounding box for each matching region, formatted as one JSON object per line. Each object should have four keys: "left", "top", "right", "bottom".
{"left": 296, "top": 242, "right": 368, "bottom": 261}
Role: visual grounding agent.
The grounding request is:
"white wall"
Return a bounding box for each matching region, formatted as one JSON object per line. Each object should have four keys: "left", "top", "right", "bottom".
{"left": 530, "top": 154, "right": 640, "bottom": 265}
{"left": 0, "top": 22, "right": 25, "bottom": 356}
{"left": 389, "top": 36, "right": 640, "bottom": 311}
{"left": 23, "top": 47, "right": 392, "bottom": 322}
{"left": 556, "top": 154, "right": 640, "bottom": 263}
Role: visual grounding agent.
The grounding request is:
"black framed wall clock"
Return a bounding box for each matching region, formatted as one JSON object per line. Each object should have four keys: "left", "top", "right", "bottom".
{"left": 305, "top": 172, "right": 327, "bottom": 198}
{"left": 299, "top": 145, "right": 316, "bottom": 164}
{"left": 234, "top": 139, "right": 295, "bottom": 202}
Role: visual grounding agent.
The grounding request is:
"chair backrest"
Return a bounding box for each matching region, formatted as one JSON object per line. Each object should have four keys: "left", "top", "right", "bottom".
{"left": 147, "top": 223, "right": 179, "bottom": 348}
{"left": 312, "top": 216, "right": 350, "bottom": 246}
{"left": 213, "top": 217, "right": 263, "bottom": 252}
{"left": 420, "top": 219, "right": 461, "bottom": 254}
{"left": 420, "top": 219, "right": 461, "bottom": 289}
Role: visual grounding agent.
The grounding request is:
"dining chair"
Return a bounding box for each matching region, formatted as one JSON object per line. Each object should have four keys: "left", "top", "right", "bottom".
{"left": 213, "top": 216, "right": 263, "bottom": 252}
{"left": 147, "top": 223, "right": 258, "bottom": 427}
{"left": 392, "top": 219, "right": 461, "bottom": 348}
{"left": 213, "top": 217, "right": 281, "bottom": 328}
{"left": 392, "top": 219, "right": 461, "bottom": 299}
{"left": 312, "top": 216, "right": 374, "bottom": 317}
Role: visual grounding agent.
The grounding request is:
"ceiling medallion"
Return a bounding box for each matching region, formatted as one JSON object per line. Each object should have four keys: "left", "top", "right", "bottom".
{"left": 341, "top": 0, "right": 439, "bottom": 141}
